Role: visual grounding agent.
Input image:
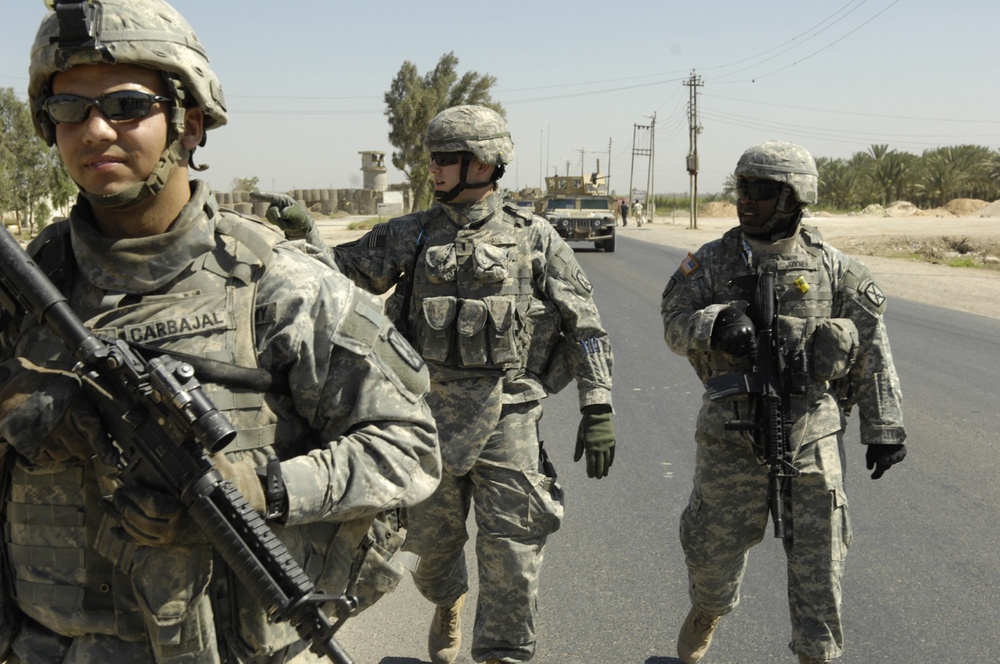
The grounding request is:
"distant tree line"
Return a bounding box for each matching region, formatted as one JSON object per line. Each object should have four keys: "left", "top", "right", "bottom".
{"left": 719, "top": 143, "right": 1000, "bottom": 211}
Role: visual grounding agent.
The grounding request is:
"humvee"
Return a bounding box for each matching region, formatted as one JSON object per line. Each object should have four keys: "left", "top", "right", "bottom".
{"left": 538, "top": 175, "right": 616, "bottom": 252}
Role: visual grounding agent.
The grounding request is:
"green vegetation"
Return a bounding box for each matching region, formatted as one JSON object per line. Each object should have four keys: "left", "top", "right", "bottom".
{"left": 346, "top": 218, "right": 381, "bottom": 231}
{"left": 945, "top": 257, "right": 981, "bottom": 269}
{"left": 384, "top": 52, "right": 502, "bottom": 212}
{"left": 709, "top": 143, "right": 1000, "bottom": 210}
{"left": 1, "top": 88, "right": 75, "bottom": 236}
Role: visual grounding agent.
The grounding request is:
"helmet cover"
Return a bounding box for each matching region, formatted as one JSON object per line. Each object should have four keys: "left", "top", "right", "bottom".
{"left": 425, "top": 105, "right": 514, "bottom": 166}
{"left": 734, "top": 140, "right": 818, "bottom": 205}
{"left": 29, "top": 0, "right": 227, "bottom": 145}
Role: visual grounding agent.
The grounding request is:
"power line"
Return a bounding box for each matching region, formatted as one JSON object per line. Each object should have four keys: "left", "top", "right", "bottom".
{"left": 717, "top": 0, "right": 902, "bottom": 83}
{"left": 702, "top": 92, "right": 1000, "bottom": 125}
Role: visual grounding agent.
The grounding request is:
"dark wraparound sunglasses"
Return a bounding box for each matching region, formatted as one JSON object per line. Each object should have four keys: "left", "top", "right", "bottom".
{"left": 429, "top": 152, "right": 470, "bottom": 166}
{"left": 735, "top": 180, "right": 784, "bottom": 201}
{"left": 42, "top": 91, "right": 173, "bottom": 125}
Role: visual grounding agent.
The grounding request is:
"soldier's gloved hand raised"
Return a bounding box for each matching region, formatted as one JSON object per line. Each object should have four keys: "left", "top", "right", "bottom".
{"left": 250, "top": 191, "right": 314, "bottom": 239}
{"left": 0, "top": 358, "right": 108, "bottom": 465}
{"left": 866, "top": 443, "right": 907, "bottom": 480}
{"left": 575, "top": 404, "right": 616, "bottom": 479}
{"left": 711, "top": 306, "right": 756, "bottom": 357}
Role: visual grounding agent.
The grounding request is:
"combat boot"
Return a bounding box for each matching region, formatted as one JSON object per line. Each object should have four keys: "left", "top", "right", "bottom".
{"left": 428, "top": 593, "right": 466, "bottom": 663}
{"left": 677, "top": 605, "right": 723, "bottom": 663}
{"left": 798, "top": 656, "right": 830, "bottom": 664}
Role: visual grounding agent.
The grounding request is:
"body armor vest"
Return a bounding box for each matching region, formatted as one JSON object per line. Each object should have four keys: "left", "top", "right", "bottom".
{"left": 2, "top": 211, "right": 370, "bottom": 655}
{"left": 411, "top": 209, "right": 535, "bottom": 373}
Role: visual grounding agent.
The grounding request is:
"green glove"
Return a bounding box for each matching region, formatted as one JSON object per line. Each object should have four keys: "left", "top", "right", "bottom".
{"left": 250, "top": 191, "right": 313, "bottom": 239}
{"left": 575, "top": 404, "right": 616, "bottom": 479}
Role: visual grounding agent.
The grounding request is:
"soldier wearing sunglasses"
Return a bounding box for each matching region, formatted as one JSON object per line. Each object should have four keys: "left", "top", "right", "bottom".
{"left": 331, "top": 105, "right": 617, "bottom": 664}
{"left": 660, "top": 141, "right": 907, "bottom": 664}
{"left": 0, "top": 1, "right": 441, "bottom": 663}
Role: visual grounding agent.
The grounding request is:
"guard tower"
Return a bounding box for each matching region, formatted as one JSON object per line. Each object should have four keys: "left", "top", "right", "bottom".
{"left": 359, "top": 151, "right": 387, "bottom": 191}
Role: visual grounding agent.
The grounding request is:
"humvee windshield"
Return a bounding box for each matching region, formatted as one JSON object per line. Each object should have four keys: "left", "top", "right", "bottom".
{"left": 546, "top": 199, "right": 576, "bottom": 210}
{"left": 545, "top": 198, "right": 611, "bottom": 211}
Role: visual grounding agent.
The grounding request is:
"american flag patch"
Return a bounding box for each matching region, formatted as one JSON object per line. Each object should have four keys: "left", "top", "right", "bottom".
{"left": 680, "top": 252, "right": 699, "bottom": 276}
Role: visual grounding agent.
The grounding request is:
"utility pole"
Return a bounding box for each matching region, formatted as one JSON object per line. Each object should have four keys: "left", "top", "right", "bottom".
{"left": 607, "top": 137, "right": 612, "bottom": 195}
{"left": 684, "top": 70, "right": 703, "bottom": 229}
{"left": 629, "top": 120, "right": 654, "bottom": 212}
{"left": 644, "top": 113, "right": 656, "bottom": 221}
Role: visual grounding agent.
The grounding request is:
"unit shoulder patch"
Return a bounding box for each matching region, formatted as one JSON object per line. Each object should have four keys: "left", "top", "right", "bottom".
{"left": 862, "top": 280, "right": 886, "bottom": 309}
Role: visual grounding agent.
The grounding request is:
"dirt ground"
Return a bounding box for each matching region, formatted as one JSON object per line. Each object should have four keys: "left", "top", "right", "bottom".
{"left": 627, "top": 212, "right": 1000, "bottom": 320}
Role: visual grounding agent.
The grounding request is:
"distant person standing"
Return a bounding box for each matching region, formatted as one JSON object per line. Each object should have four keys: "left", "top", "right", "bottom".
{"left": 620, "top": 199, "right": 629, "bottom": 226}
{"left": 633, "top": 199, "right": 645, "bottom": 226}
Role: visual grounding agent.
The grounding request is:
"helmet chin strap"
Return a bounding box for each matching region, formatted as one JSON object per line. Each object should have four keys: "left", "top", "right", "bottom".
{"left": 740, "top": 184, "right": 803, "bottom": 240}
{"left": 80, "top": 78, "right": 196, "bottom": 211}
{"left": 433, "top": 155, "right": 504, "bottom": 203}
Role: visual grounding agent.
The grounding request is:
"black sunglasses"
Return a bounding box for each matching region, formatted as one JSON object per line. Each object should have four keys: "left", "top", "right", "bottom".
{"left": 429, "top": 152, "right": 469, "bottom": 166}
{"left": 42, "top": 91, "right": 173, "bottom": 125}
{"left": 735, "top": 180, "right": 784, "bottom": 201}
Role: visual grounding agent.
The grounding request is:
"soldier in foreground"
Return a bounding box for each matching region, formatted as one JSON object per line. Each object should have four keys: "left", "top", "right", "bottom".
{"left": 660, "top": 141, "right": 907, "bottom": 663}
{"left": 333, "top": 105, "right": 617, "bottom": 663}
{"left": 0, "top": 1, "right": 439, "bottom": 662}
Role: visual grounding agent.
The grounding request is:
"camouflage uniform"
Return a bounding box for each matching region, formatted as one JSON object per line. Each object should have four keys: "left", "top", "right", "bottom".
{"left": 334, "top": 175, "right": 613, "bottom": 661}
{"left": 0, "top": 2, "right": 440, "bottom": 662}
{"left": 661, "top": 142, "right": 905, "bottom": 662}
{"left": 0, "top": 182, "right": 441, "bottom": 663}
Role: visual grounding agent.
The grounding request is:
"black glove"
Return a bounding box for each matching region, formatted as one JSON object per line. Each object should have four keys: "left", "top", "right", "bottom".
{"left": 250, "top": 191, "right": 314, "bottom": 239}
{"left": 0, "top": 358, "right": 109, "bottom": 465}
{"left": 865, "top": 443, "right": 907, "bottom": 480}
{"left": 575, "top": 404, "right": 616, "bottom": 479}
{"left": 711, "top": 306, "right": 756, "bottom": 357}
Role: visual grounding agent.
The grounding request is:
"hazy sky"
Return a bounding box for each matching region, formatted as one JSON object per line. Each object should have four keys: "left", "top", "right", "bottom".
{"left": 3, "top": 0, "right": 998, "bottom": 199}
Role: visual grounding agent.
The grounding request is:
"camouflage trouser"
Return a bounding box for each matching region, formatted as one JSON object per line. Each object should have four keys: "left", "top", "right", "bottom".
{"left": 679, "top": 428, "right": 852, "bottom": 662}
{"left": 405, "top": 400, "right": 561, "bottom": 663}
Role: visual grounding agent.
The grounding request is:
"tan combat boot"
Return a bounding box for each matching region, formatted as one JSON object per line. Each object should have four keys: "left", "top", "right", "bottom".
{"left": 798, "top": 655, "right": 830, "bottom": 664}
{"left": 428, "top": 593, "right": 466, "bottom": 663}
{"left": 677, "top": 605, "right": 723, "bottom": 663}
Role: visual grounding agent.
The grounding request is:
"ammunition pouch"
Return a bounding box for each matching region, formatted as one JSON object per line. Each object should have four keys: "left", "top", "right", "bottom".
{"left": 346, "top": 509, "right": 409, "bottom": 613}
{"left": 779, "top": 316, "right": 859, "bottom": 385}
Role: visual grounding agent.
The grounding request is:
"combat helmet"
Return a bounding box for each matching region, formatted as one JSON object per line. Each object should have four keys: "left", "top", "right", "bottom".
{"left": 734, "top": 140, "right": 818, "bottom": 205}
{"left": 28, "top": 0, "right": 227, "bottom": 209}
{"left": 425, "top": 105, "right": 515, "bottom": 167}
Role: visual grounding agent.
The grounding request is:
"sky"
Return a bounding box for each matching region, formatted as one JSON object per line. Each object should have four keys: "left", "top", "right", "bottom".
{"left": 3, "top": 0, "right": 999, "bottom": 200}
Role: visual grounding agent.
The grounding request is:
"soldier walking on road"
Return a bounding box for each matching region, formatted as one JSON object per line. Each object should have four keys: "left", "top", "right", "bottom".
{"left": 660, "top": 141, "right": 907, "bottom": 664}
{"left": 333, "top": 105, "right": 618, "bottom": 664}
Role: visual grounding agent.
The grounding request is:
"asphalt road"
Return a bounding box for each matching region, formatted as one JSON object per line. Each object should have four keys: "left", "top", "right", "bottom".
{"left": 336, "top": 234, "right": 1000, "bottom": 663}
